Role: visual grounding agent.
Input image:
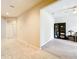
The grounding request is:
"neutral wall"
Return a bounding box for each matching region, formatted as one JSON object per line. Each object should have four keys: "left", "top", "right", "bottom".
{"left": 17, "top": 8, "right": 40, "bottom": 47}
{"left": 40, "top": 10, "right": 55, "bottom": 47}
{"left": 1, "top": 0, "right": 57, "bottom": 47}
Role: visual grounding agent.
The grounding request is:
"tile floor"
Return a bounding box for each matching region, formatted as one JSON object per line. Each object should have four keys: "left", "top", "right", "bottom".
{"left": 1, "top": 39, "right": 59, "bottom": 59}
{"left": 42, "top": 39, "right": 77, "bottom": 59}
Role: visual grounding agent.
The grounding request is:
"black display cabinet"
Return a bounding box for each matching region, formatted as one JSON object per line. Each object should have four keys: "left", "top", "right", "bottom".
{"left": 54, "top": 23, "right": 66, "bottom": 39}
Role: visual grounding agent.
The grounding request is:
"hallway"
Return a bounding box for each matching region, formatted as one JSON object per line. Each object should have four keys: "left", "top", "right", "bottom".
{"left": 1, "top": 0, "right": 77, "bottom": 59}
{"left": 1, "top": 39, "right": 59, "bottom": 59}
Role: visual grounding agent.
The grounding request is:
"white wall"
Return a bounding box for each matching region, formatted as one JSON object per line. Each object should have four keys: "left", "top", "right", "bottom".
{"left": 40, "top": 0, "right": 77, "bottom": 46}
{"left": 54, "top": 12, "right": 77, "bottom": 35}
{"left": 40, "top": 10, "right": 55, "bottom": 47}
{"left": 66, "top": 13, "right": 77, "bottom": 35}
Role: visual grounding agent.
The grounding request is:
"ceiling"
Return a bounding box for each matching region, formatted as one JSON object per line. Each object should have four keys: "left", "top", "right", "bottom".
{"left": 41, "top": 0, "right": 77, "bottom": 14}
{"left": 40, "top": 0, "right": 77, "bottom": 24}
{"left": 1, "top": 0, "right": 56, "bottom": 17}
{"left": 52, "top": 6, "right": 77, "bottom": 18}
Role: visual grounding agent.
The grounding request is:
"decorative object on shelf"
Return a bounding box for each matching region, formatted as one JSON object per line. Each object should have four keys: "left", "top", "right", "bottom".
{"left": 68, "top": 30, "right": 74, "bottom": 36}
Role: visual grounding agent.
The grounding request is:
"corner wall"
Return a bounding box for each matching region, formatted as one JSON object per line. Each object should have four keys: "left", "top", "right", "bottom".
{"left": 40, "top": 10, "right": 55, "bottom": 47}
{"left": 17, "top": 9, "right": 40, "bottom": 47}
{"left": 16, "top": 0, "right": 57, "bottom": 48}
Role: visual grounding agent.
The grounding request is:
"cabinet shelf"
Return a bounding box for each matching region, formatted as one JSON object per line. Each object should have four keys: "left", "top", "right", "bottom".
{"left": 54, "top": 23, "right": 66, "bottom": 39}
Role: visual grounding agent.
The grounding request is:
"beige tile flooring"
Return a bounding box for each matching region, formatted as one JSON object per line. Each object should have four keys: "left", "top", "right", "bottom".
{"left": 1, "top": 39, "right": 59, "bottom": 59}
{"left": 42, "top": 39, "right": 77, "bottom": 59}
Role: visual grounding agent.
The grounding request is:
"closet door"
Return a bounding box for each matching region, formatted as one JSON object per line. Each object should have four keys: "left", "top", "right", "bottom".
{"left": 6, "top": 20, "right": 17, "bottom": 39}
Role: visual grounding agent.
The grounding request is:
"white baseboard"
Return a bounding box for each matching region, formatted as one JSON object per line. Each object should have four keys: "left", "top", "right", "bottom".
{"left": 40, "top": 39, "right": 52, "bottom": 49}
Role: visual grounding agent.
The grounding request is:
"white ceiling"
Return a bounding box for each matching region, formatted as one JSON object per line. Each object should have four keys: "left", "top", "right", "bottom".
{"left": 52, "top": 6, "right": 77, "bottom": 18}
{"left": 41, "top": 0, "right": 77, "bottom": 14}
{"left": 1, "top": 0, "right": 49, "bottom": 17}
{"left": 41, "top": 0, "right": 77, "bottom": 23}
